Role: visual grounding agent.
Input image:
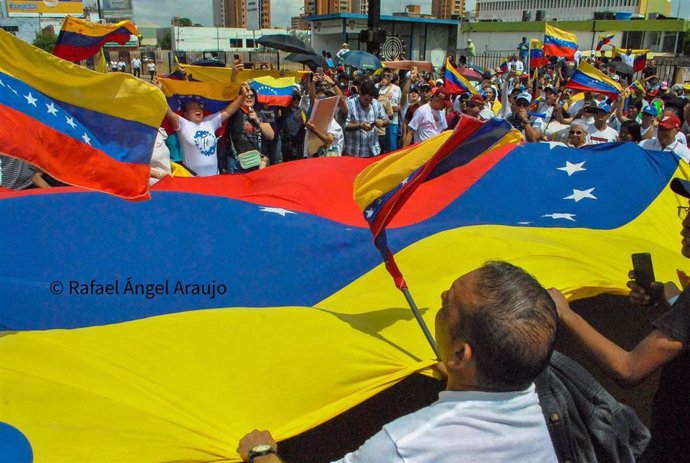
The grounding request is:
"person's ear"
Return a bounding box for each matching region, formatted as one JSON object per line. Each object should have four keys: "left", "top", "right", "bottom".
{"left": 446, "top": 339, "right": 472, "bottom": 370}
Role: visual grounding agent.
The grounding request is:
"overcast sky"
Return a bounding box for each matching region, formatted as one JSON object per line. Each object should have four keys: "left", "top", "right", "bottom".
{"left": 132, "top": 0, "right": 690, "bottom": 28}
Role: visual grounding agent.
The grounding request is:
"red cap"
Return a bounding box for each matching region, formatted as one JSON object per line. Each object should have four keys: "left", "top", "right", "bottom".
{"left": 469, "top": 94, "right": 485, "bottom": 105}
{"left": 434, "top": 87, "right": 453, "bottom": 107}
{"left": 659, "top": 114, "right": 681, "bottom": 130}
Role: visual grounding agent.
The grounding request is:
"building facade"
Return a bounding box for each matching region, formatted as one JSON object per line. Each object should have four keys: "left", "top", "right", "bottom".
{"left": 213, "top": 0, "right": 247, "bottom": 28}
{"left": 306, "top": 12, "right": 459, "bottom": 65}
{"left": 247, "top": 0, "right": 271, "bottom": 29}
{"left": 459, "top": 18, "right": 688, "bottom": 56}
{"left": 305, "top": 0, "right": 353, "bottom": 16}
{"left": 432, "top": 0, "right": 464, "bottom": 19}
{"left": 476, "top": 0, "right": 671, "bottom": 22}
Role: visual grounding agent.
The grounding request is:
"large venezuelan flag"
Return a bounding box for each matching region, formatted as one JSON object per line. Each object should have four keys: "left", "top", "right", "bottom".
{"left": 443, "top": 58, "right": 477, "bottom": 95}
{"left": 565, "top": 60, "right": 623, "bottom": 98}
{"left": 53, "top": 16, "right": 138, "bottom": 62}
{"left": 0, "top": 30, "right": 167, "bottom": 200}
{"left": 354, "top": 117, "right": 522, "bottom": 288}
{"left": 2, "top": 127, "right": 690, "bottom": 460}
{"left": 544, "top": 24, "right": 577, "bottom": 60}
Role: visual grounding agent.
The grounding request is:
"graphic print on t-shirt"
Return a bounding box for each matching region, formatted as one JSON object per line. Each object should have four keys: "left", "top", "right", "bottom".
{"left": 194, "top": 130, "right": 216, "bottom": 156}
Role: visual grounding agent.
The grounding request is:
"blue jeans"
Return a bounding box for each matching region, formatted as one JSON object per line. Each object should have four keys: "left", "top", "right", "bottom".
{"left": 387, "top": 124, "right": 399, "bottom": 152}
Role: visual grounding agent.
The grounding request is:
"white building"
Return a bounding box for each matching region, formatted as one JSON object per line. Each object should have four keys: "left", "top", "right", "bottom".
{"left": 476, "top": 0, "right": 670, "bottom": 22}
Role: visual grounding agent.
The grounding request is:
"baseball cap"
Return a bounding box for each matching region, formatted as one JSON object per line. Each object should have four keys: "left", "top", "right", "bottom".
{"left": 642, "top": 105, "right": 657, "bottom": 117}
{"left": 672, "top": 84, "right": 684, "bottom": 92}
{"left": 671, "top": 178, "right": 690, "bottom": 199}
{"left": 661, "top": 81, "right": 668, "bottom": 89}
{"left": 612, "top": 74, "right": 620, "bottom": 82}
{"left": 658, "top": 114, "right": 681, "bottom": 130}
{"left": 434, "top": 87, "right": 453, "bottom": 107}
{"left": 435, "top": 78, "right": 444, "bottom": 86}
{"left": 516, "top": 92, "right": 532, "bottom": 104}
{"left": 420, "top": 82, "right": 432, "bottom": 90}
{"left": 593, "top": 101, "right": 611, "bottom": 113}
{"left": 342, "top": 43, "right": 349, "bottom": 48}
{"left": 469, "top": 94, "right": 485, "bottom": 105}
{"left": 543, "top": 85, "right": 557, "bottom": 94}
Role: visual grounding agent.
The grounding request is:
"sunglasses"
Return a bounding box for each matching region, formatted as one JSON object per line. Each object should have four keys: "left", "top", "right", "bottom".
{"left": 569, "top": 130, "right": 584, "bottom": 135}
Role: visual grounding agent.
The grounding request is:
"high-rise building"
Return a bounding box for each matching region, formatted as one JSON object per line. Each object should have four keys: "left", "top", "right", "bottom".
{"left": 305, "top": 0, "right": 352, "bottom": 15}
{"left": 351, "top": 0, "right": 368, "bottom": 14}
{"left": 431, "top": 0, "right": 463, "bottom": 19}
{"left": 213, "top": 0, "right": 246, "bottom": 28}
{"left": 247, "top": 0, "right": 271, "bottom": 29}
{"left": 291, "top": 15, "right": 309, "bottom": 30}
{"left": 476, "top": 0, "right": 670, "bottom": 22}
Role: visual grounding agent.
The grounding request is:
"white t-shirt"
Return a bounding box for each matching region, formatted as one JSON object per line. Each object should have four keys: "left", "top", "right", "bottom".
{"left": 408, "top": 103, "right": 448, "bottom": 144}
{"left": 334, "top": 384, "right": 557, "bottom": 463}
{"left": 588, "top": 125, "right": 618, "bottom": 144}
{"left": 639, "top": 138, "right": 690, "bottom": 163}
{"left": 621, "top": 53, "right": 635, "bottom": 67}
{"left": 177, "top": 112, "right": 223, "bottom": 177}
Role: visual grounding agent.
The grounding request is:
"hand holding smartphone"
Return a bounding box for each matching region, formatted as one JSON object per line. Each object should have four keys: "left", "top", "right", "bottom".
{"left": 631, "top": 252, "right": 663, "bottom": 304}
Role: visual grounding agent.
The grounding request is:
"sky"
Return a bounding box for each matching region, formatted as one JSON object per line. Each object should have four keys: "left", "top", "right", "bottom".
{"left": 132, "top": 0, "right": 690, "bottom": 28}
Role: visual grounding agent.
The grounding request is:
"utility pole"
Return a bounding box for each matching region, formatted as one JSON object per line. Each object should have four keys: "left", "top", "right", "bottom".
{"left": 365, "top": 0, "right": 384, "bottom": 55}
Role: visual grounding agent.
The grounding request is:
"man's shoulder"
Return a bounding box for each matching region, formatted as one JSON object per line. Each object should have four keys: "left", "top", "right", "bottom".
{"left": 639, "top": 138, "right": 660, "bottom": 149}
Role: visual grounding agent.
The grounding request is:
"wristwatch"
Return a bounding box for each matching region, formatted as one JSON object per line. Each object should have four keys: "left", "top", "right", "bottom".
{"left": 248, "top": 444, "right": 276, "bottom": 463}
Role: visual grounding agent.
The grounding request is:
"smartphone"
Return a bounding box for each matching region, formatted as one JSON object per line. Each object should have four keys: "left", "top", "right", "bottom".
{"left": 316, "top": 67, "right": 324, "bottom": 77}
{"left": 234, "top": 54, "right": 240, "bottom": 61}
{"left": 632, "top": 252, "right": 662, "bottom": 303}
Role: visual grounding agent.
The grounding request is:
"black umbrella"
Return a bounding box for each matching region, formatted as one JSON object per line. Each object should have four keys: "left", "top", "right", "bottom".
{"left": 257, "top": 34, "right": 316, "bottom": 55}
{"left": 285, "top": 53, "right": 329, "bottom": 71}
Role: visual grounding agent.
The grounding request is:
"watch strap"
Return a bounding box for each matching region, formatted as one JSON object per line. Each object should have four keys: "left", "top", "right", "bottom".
{"left": 248, "top": 446, "right": 276, "bottom": 463}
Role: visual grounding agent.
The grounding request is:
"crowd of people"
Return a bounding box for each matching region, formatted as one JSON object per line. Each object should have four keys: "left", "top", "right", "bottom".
{"left": 3, "top": 41, "right": 690, "bottom": 188}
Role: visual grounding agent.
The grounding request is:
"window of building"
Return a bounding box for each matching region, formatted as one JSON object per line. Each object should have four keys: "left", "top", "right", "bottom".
{"left": 1, "top": 26, "right": 19, "bottom": 32}
{"left": 229, "top": 38, "right": 242, "bottom": 47}
{"left": 246, "top": 39, "right": 255, "bottom": 48}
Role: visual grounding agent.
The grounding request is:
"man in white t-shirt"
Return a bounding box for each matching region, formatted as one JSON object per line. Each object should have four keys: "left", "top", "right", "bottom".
{"left": 131, "top": 57, "right": 142, "bottom": 78}
{"left": 404, "top": 86, "right": 451, "bottom": 146}
{"left": 162, "top": 82, "right": 250, "bottom": 176}
{"left": 639, "top": 114, "right": 690, "bottom": 163}
{"left": 237, "top": 261, "right": 559, "bottom": 463}
{"left": 620, "top": 49, "right": 635, "bottom": 68}
{"left": 588, "top": 101, "right": 618, "bottom": 144}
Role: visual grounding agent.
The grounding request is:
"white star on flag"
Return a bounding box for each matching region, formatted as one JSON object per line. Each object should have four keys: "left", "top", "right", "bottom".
{"left": 542, "top": 213, "right": 576, "bottom": 221}
{"left": 65, "top": 116, "right": 77, "bottom": 129}
{"left": 259, "top": 206, "right": 295, "bottom": 217}
{"left": 365, "top": 208, "right": 374, "bottom": 218}
{"left": 24, "top": 92, "right": 37, "bottom": 106}
{"left": 82, "top": 133, "right": 91, "bottom": 145}
{"left": 8, "top": 85, "right": 18, "bottom": 95}
{"left": 557, "top": 161, "right": 586, "bottom": 176}
{"left": 564, "top": 188, "right": 596, "bottom": 202}
{"left": 46, "top": 102, "right": 58, "bottom": 116}
{"left": 400, "top": 177, "right": 409, "bottom": 185}
{"left": 0, "top": 79, "right": 5, "bottom": 87}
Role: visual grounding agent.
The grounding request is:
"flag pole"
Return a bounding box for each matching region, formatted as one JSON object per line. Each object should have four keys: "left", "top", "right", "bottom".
{"left": 400, "top": 287, "right": 440, "bottom": 360}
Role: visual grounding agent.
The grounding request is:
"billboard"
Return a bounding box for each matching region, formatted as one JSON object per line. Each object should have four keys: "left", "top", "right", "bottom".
{"left": 7, "top": 0, "right": 84, "bottom": 17}
{"left": 102, "top": 0, "right": 133, "bottom": 20}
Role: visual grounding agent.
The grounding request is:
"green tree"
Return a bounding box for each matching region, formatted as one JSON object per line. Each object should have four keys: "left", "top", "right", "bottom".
{"left": 172, "top": 17, "right": 193, "bottom": 27}
{"left": 159, "top": 31, "right": 171, "bottom": 50}
{"left": 33, "top": 28, "right": 57, "bottom": 53}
